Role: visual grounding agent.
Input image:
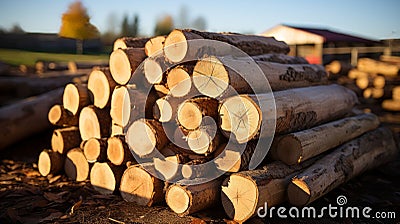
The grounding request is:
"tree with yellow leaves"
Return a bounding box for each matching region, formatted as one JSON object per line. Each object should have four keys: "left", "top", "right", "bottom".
{"left": 59, "top": 1, "right": 99, "bottom": 54}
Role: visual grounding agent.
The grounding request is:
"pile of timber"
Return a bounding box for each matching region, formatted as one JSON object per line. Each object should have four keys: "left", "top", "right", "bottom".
{"left": 328, "top": 58, "right": 400, "bottom": 111}
{"left": 36, "top": 29, "right": 399, "bottom": 223}
{"left": 33, "top": 60, "right": 108, "bottom": 75}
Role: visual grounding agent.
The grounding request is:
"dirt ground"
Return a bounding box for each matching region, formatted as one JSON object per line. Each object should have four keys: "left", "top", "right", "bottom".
{"left": 1, "top": 107, "right": 400, "bottom": 224}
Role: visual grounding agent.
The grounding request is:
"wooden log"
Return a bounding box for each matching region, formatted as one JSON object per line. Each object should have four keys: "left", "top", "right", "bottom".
{"left": 154, "top": 154, "right": 187, "bottom": 181}
{"left": 181, "top": 159, "right": 210, "bottom": 179}
{"left": 177, "top": 97, "right": 219, "bottom": 131}
{"left": 187, "top": 127, "right": 222, "bottom": 155}
{"left": 380, "top": 55, "right": 400, "bottom": 65}
{"left": 164, "top": 29, "right": 289, "bottom": 63}
{"left": 357, "top": 58, "right": 400, "bottom": 76}
{"left": 110, "top": 122, "right": 124, "bottom": 136}
{"left": 325, "top": 60, "right": 353, "bottom": 78}
{"left": 382, "top": 99, "right": 400, "bottom": 111}
{"left": 119, "top": 163, "right": 164, "bottom": 206}
{"left": 90, "top": 162, "right": 125, "bottom": 195}
{"left": 166, "top": 65, "right": 197, "bottom": 97}
{"left": 373, "top": 75, "right": 385, "bottom": 88}
{"left": 219, "top": 84, "right": 358, "bottom": 143}
{"left": 109, "top": 48, "right": 147, "bottom": 85}
{"left": 0, "top": 74, "right": 86, "bottom": 100}
{"left": 173, "top": 126, "right": 190, "bottom": 149}
{"left": 154, "top": 84, "right": 170, "bottom": 97}
{"left": 348, "top": 69, "right": 368, "bottom": 80}
{"left": 110, "top": 85, "right": 156, "bottom": 127}
{"left": 63, "top": 83, "right": 90, "bottom": 116}
{"left": 38, "top": 149, "right": 64, "bottom": 176}
{"left": 214, "top": 141, "right": 257, "bottom": 173}
{"left": 166, "top": 178, "right": 223, "bottom": 216}
{"left": 251, "top": 53, "right": 308, "bottom": 64}
{"left": 287, "top": 127, "right": 398, "bottom": 206}
{"left": 192, "top": 56, "right": 327, "bottom": 98}
{"left": 88, "top": 67, "right": 117, "bottom": 109}
{"left": 64, "top": 148, "right": 90, "bottom": 181}
{"left": 125, "top": 118, "right": 169, "bottom": 158}
{"left": 51, "top": 126, "right": 81, "bottom": 154}
{"left": 356, "top": 75, "right": 372, "bottom": 89}
{"left": 144, "top": 35, "right": 166, "bottom": 56}
{"left": 0, "top": 88, "right": 63, "bottom": 150}
{"left": 143, "top": 57, "right": 166, "bottom": 85}
{"left": 48, "top": 104, "right": 79, "bottom": 126}
{"left": 107, "top": 136, "right": 134, "bottom": 166}
{"left": 113, "top": 37, "right": 150, "bottom": 50}
{"left": 79, "top": 105, "right": 111, "bottom": 141}
{"left": 83, "top": 138, "right": 108, "bottom": 163}
{"left": 221, "top": 159, "right": 318, "bottom": 223}
{"left": 153, "top": 96, "right": 183, "bottom": 123}
{"left": 272, "top": 113, "right": 380, "bottom": 165}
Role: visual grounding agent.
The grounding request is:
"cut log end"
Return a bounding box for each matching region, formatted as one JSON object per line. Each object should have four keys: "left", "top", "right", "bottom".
{"left": 154, "top": 156, "right": 180, "bottom": 181}
{"left": 164, "top": 30, "right": 189, "bottom": 63}
{"left": 83, "top": 138, "right": 106, "bottom": 163}
{"left": 177, "top": 102, "right": 202, "bottom": 130}
{"left": 126, "top": 119, "right": 157, "bottom": 157}
{"left": 144, "top": 59, "right": 163, "bottom": 84}
{"left": 38, "top": 150, "right": 63, "bottom": 176}
{"left": 79, "top": 106, "right": 110, "bottom": 141}
{"left": 90, "top": 163, "right": 117, "bottom": 195}
{"left": 166, "top": 185, "right": 190, "bottom": 214}
{"left": 110, "top": 86, "right": 129, "bottom": 127}
{"left": 63, "top": 83, "right": 86, "bottom": 115}
{"left": 145, "top": 36, "right": 166, "bottom": 57}
{"left": 107, "top": 136, "right": 131, "bottom": 166}
{"left": 64, "top": 148, "right": 89, "bottom": 182}
{"left": 219, "top": 95, "right": 261, "bottom": 143}
{"left": 167, "top": 67, "right": 192, "bottom": 97}
{"left": 109, "top": 49, "right": 131, "bottom": 85}
{"left": 193, "top": 56, "right": 229, "bottom": 98}
{"left": 48, "top": 105, "right": 78, "bottom": 126}
{"left": 187, "top": 129, "right": 212, "bottom": 154}
{"left": 287, "top": 178, "right": 311, "bottom": 206}
{"left": 221, "top": 175, "right": 258, "bottom": 222}
{"left": 51, "top": 127, "right": 81, "bottom": 154}
{"left": 214, "top": 148, "right": 241, "bottom": 173}
{"left": 88, "top": 69, "right": 113, "bottom": 109}
{"left": 276, "top": 136, "right": 302, "bottom": 165}
{"left": 153, "top": 97, "right": 173, "bottom": 122}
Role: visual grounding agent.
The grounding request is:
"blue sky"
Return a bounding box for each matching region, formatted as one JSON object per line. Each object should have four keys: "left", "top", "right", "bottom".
{"left": 0, "top": 0, "right": 399, "bottom": 40}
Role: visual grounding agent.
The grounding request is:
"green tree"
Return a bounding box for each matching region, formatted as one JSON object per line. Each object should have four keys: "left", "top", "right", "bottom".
{"left": 59, "top": 1, "right": 99, "bottom": 54}
{"left": 131, "top": 14, "right": 139, "bottom": 37}
{"left": 121, "top": 15, "right": 130, "bottom": 36}
{"left": 154, "top": 15, "right": 174, "bottom": 36}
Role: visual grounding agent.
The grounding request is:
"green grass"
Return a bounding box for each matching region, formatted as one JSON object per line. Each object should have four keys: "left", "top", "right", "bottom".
{"left": 0, "top": 48, "right": 109, "bottom": 66}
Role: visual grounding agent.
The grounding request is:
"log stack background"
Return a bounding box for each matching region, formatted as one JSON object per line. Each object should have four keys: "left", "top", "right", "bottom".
{"left": 35, "top": 29, "right": 399, "bottom": 223}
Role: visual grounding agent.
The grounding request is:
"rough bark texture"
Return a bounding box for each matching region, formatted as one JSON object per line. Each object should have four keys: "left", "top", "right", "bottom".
{"left": 64, "top": 148, "right": 90, "bottom": 182}
{"left": 113, "top": 37, "right": 150, "bottom": 50}
{"left": 272, "top": 113, "right": 380, "bottom": 165}
{"left": 287, "top": 127, "right": 398, "bottom": 206}
{"left": 251, "top": 53, "right": 308, "bottom": 64}
{"left": 0, "top": 88, "right": 63, "bottom": 150}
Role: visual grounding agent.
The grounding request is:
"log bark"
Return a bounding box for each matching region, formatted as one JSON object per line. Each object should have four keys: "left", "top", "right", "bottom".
{"left": 177, "top": 97, "right": 219, "bottom": 131}
{"left": 90, "top": 162, "right": 125, "bottom": 195}
{"left": 79, "top": 105, "right": 111, "bottom": 141}
{"left": 38, "top": 149, "right": 64, "bottom": 176}
{"left": 119, "top": 163, "right": 165, "bottom": 206}
{"left": 51, "top": 126, "right": 81, "bottom": 154}
{"left": 221, "top": 158, "right": 318, "bottom": 223}
{"left": 48, "top": 104, "right": 79, "bottom": 126}
{"left": 166, "top": 178, "right": 223, "bottom": 216}
{"left": 109, "top": 48, "right": 147, "bottom": 85}
{"left": 63, "top": 83, "right": 90, "bottom": 115}
{"left": 0, "top": 88, "right": 63, "bottom": 150}
{"left": 357, "top": 58, "right": 400, "bottom": 76}
{"left": 382, "top": 99, "right": 400, "bottom": 111}
{"left": 192, "top": 56, "right": 327, "bottom": 98}
{"left": 272, "top": 113, "right": 380, "bottom": 165}
{"left": 181, "top": 159, "right": 210, "bottom": 179}
{"left": 113, "top": 37, "right": 150, "bottom": 50}
{"left": 88, "top": 67, "right": 117, "bottom": 109}
{"left": 107, "top": 136, "right": 134, "bottom": 166}
{"left": 219, "top": 84, "right": 358, "bottom": 143}
{"left": 214, "top": 141, "right": 258, "bottom": 173}
{"left": 64, "top": 148, "right": 90, "bottom": 182}
{"left": 251, "top": 53, "right": 308, "bottom": 64}
{"left": 125, "top": 118, "right": 169, "bottom": 158}
{"left": 110, "top": 85, "right": 157, "bottom": 127}
{"left": 144, "top": 35, "right": 166, "bottom": 57}
{"left": 287, "top": 127, "right": 398, "bottom": 206}
{"left": 83, "top": 138, "right": 108, "bottom": 163}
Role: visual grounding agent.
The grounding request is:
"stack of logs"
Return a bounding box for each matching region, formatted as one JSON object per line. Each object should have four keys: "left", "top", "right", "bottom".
{"left": 326, "top": 57, "right": 400, "bottom": 111}
{"left": 37, "top": 29, "right": 399, "bottom": 223}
